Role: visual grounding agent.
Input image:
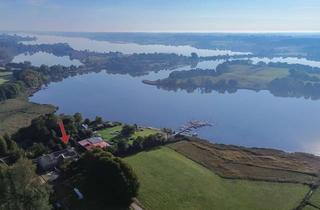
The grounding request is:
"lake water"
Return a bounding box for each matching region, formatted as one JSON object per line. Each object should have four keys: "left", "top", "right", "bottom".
{"left": 19, "top": 34, "right": 250, "bottom": 57}
{"left": 30, "top": 69, "right": 320, "bottom": 155}
{"left": 20, "top": 33, "right": 320, "bottom": 154}
{"left": 13, "top": 52, "right": 82, "bottom": 67}
{"left": 250, "top": 57, "right": 320, "bottom": 68}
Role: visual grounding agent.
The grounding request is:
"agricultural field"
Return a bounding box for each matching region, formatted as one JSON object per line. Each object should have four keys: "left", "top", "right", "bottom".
{"left": 168, "top": 140, "right": 320, "bottom": 184}
{"left": 0, "top": 98, "right": 56, "bottom": 135}
{"left": 125, "top": 146, "right": 308, "bottom": 210}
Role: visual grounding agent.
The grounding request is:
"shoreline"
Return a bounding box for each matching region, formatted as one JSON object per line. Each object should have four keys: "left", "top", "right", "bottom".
{"left": 27, "top": 85, "right": 319, "bottom": 157}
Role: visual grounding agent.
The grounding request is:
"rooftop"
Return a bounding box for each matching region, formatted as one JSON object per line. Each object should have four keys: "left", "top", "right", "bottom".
{"left": 78, "top": 137, "right": 110, "bottom": 150}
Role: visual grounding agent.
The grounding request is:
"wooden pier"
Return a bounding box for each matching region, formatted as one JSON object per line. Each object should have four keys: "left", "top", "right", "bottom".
{"left": 176, "top": 120, "right": 213, "bottom": 136}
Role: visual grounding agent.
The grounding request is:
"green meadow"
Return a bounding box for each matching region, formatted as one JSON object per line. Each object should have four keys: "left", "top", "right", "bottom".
{"left": 125, "top": 147, "right": 308, "bottom": 210}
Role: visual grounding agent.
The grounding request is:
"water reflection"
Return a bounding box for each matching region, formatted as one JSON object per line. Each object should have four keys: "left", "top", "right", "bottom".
{"left": 250, "top": 57, "right": 320, "bottom": 68}
{"left": 30, "top": 70, "right": 320, "bottom": 154}
{"left": 19, "top": 34, "right": 250, "bottom": 57}
{"left": 13, "top": 52, "right": 82, "bottom": 67}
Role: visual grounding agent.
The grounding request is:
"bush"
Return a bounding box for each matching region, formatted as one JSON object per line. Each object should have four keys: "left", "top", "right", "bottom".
{"left": 121, "top": 125, "right": 136, "bottom": 137}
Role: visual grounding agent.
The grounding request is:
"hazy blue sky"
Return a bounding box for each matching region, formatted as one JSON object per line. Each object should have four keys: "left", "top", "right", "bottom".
{"left": 1, "top": 0, "right": 320, "bottom": 32}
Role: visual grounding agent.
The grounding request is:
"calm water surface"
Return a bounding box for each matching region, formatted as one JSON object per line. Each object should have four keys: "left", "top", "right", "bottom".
{"left": 19, "top": 34, "right": 249, "bottom": 56}
{"left": 13, "top": 52, "right": 82, "bottom": 67}
{"left": 30, "top": 70, "right": 320, "bottom": 154}
{"left": 20, "top": 34, "right": 320, "bottom": 154}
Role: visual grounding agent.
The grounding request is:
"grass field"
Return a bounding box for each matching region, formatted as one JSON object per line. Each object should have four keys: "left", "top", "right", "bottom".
{"left": 173, "top": 64, "right": 289, "bottom": 90}
{"left": 125, "top": 147, "right": 308, "bottom": 210}
{"left": 0, "top": 71, "right": 12, "bottom": 84}
{"left": 97, "top": 125, "right": 123, "bottom": 140}
{"left": 308, "top": 188, "right": 320, "bottom": 207}
{"left": 0, "top": 98, "right": 56, "bottom": 135}
{"left": 303, "top": 205, "right": 318, "bottom": 210}
{"left": 132, "top": 128, "right": 161, "bottom": 138}
{"left": 98, "top": 125, "right": 161, "bottom": 144}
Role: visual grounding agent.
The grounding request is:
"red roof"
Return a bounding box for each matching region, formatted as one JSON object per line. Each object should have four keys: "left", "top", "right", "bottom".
{"left": 78, "top": 137, "right": 109, "bottom": 150}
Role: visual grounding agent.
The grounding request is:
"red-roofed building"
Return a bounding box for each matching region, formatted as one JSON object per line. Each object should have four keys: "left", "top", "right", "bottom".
{"left": 78, "top": 137, "right": 110, "bottom": 151}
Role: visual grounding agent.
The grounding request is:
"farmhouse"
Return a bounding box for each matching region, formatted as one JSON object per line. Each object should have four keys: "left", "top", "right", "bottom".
{"left": 37, "top": 147, "right": 79, "bottom": 172}
{"left": 78, "top": 136, "right": 110, "bottom": 151}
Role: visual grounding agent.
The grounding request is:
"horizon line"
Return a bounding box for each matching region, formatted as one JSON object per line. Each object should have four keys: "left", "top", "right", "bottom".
{"left": 3, "top": 30, "right": 320, "bottom": 34}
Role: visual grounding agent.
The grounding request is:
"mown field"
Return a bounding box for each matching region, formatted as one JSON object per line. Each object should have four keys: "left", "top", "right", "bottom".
{"left": 0, "top": 98, "right": 56, "bottom": 135}
{"left": 98, "top": 125, "right": 123, "bottom": 140}
{"left": 125, "top": 146, "right": 308, "bottom": 210}
{"left": 98, "top": 125, "right": 161, "bottom": 143}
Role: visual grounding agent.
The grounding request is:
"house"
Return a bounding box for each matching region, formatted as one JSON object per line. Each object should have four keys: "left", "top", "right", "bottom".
{"left": 37, "top": 147, "right": 79, "bottom": 172}
{"left": 78, "top": 137, "right": 110, "bottom": 151}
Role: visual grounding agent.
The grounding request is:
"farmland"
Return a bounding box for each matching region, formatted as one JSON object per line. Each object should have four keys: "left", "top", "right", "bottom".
{"left": 125, "top": 146, "right": 309, "bottom": 210}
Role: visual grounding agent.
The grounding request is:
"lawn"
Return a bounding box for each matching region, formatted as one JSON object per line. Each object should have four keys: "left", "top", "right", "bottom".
{"left": 97, "top": 125, "right": 162, "bottom": 144}
{"left": 97, "top": 125, "right": 123, "bottom": 141}
{"left": 125, "top": 147, "right": 308, "bottom": 210}
{"left": 132, "top": 127, "right": 161, "bottom": 138}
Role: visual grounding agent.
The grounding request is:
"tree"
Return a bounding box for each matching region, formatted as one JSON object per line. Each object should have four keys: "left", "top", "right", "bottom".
{"left": 73, "top": 112, "right": 83, "bottom": 126}
{"left": 121, "top": 125, "right": 135, "bottom": 137}
{"left": 161, "top": 128, "right": 173, "bottom": 139}
{"left": 84, "top": 118, "right": 91, "bottom": 125}
{"left": 69, "top": 149, "right": 139, "bottom": 207}
{"left": 28, "top": 143, "right": 46, "bottom": 158}
{"left": 132, "top": 137, "right": 144, "bottom": 151}
{"left": 0, "top": 137, "right": 8, "bottom": 156}
{"left": 0, "top": 159, "right": 51, "bottom": 210}
{"left": 95, "top": 116, "right": 103, "bottom": 124}
{"left": 3, "top": 134, "right": 15, "bottom": 151}
{"left": 13, "top": 114, "right": 78, "bottom": 151}
{"left": 117, "top": 140, "right": 129, "bottom": 154}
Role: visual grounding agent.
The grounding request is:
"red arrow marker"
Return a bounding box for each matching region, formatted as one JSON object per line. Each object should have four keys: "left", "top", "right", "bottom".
{"left": 58, "top": 120, "right": 70, "bottom": 144}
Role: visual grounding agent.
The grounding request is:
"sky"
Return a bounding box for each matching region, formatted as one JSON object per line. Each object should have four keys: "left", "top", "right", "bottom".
{"left": 1, "top": 0, "right": 320, "bottom": 32}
